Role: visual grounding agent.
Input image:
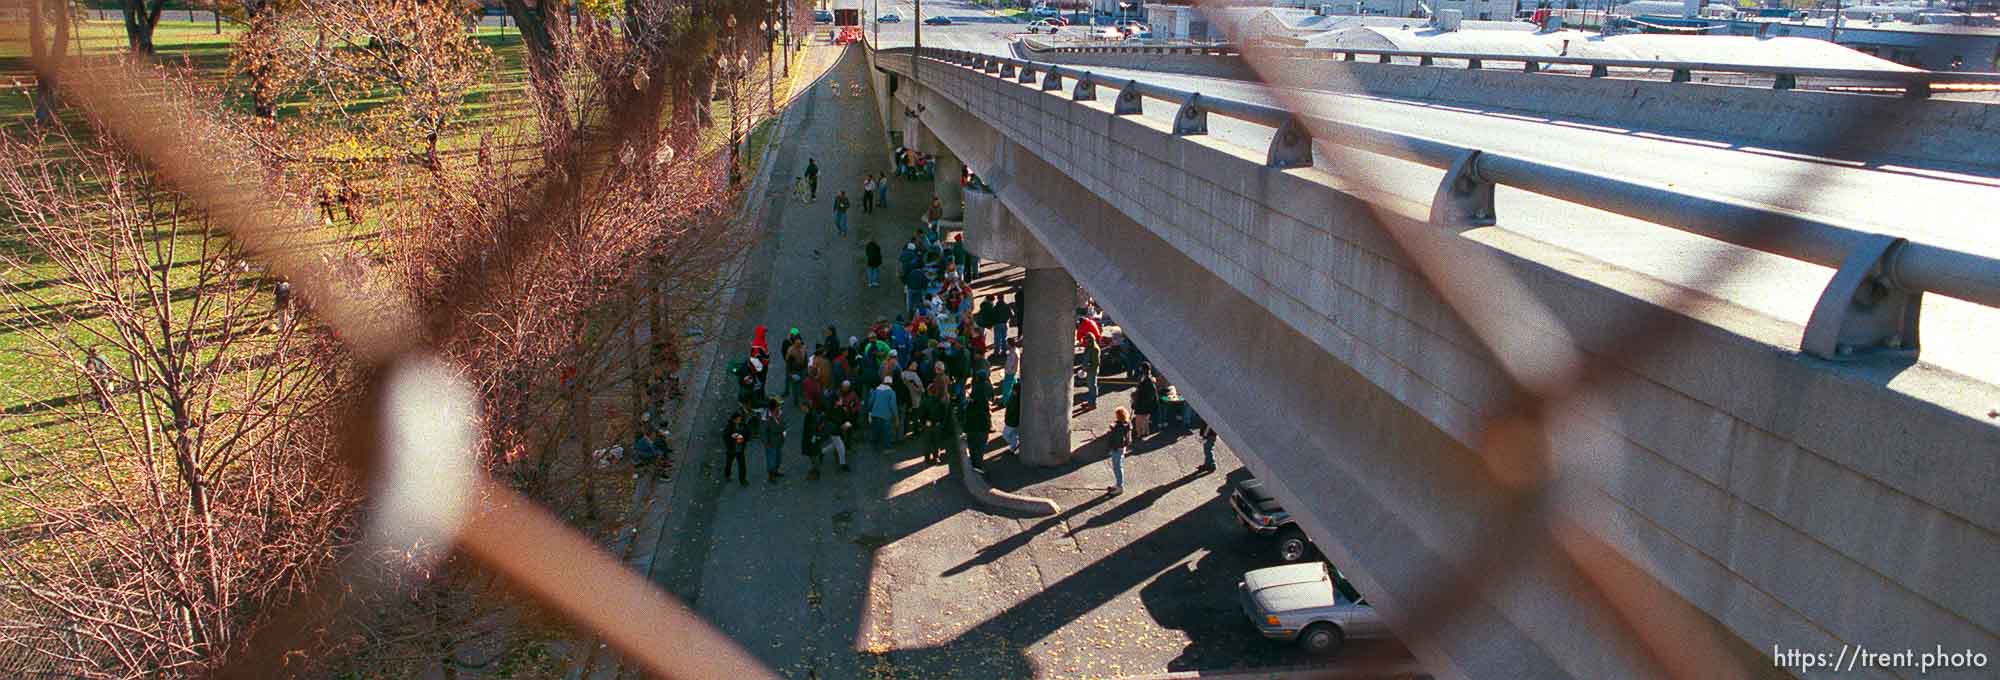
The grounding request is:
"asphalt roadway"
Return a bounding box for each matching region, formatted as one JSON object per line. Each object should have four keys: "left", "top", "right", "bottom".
{"left": 868, "top": 1, "right": 2000, "bottom": 386}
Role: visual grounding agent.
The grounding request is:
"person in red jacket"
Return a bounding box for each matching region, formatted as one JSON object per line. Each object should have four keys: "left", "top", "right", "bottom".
{"left": 1076, "top": 315, "right": 1102, "bottom": 349}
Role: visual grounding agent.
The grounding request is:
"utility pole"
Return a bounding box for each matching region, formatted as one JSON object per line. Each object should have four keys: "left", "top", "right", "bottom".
{"left": 914, "top": 0, "right": 923, "bottom": 86}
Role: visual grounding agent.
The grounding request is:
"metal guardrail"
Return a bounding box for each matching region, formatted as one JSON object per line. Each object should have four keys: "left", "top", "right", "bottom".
{"left": 881, "top": 45, "right": 2000, "bottom": 360}
{"left": 1016, "top": 40, "right": 2000, "bottom": 98}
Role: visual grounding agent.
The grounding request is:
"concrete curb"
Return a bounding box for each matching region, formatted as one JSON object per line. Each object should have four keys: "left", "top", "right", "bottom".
{"left": 958, "top": 445, "right": 1061, "bottom": 516}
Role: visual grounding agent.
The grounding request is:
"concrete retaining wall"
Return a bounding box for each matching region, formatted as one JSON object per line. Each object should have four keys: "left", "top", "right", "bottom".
{"left": 876, "top": 47, "right": 2000, "bottom": 680}
{"left": 1015, "top": 44, "right": 2000, "bottom": 170}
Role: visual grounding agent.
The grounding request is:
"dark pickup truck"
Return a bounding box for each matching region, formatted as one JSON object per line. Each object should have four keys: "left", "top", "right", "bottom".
{"left": 1230, "top": 477, "right": 1318, "bottom": 563}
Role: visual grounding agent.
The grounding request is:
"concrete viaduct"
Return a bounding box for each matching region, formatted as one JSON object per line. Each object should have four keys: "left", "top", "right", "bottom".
{"left": 860, "top": 44, "right": 1998, "bottom": 680}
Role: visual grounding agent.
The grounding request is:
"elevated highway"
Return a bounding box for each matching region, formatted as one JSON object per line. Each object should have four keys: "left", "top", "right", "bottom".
{"left": 857, "top": 35, "right": 2000, "bottom": 680}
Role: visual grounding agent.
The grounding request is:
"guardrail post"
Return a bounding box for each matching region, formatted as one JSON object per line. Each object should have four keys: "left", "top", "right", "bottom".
{"left": 1429, "top": 150, "right": 1496, "bottom": 228}
{"left": 1420, "top": 56, "right": 1434, "bottom": 66}
{"left": 1904, "top": 81, "right": 1932, "bottom": 99}
{"left": 1523, "top": 61, "right": 1540, "bottom": 73}
{"left": 1774, "top": 73, "right": 1797, "bottom": 90}
{"left": 1267, "top": 118, "right": 1313, "bottom": 169}
{"left": 1801, "top": 234, "right": 1921, "bottom": 360}
{"left": 1073, "top": 74, "right": 1096, "bottom": 101}
{"left": 1344, "top": 52, "right": 1357, "bottom": 62}
{"left": 1589, "top": 64, "right": 1609, "bottom": 78}
{"left": 1017, "top": 64, "right": 1037, "bottom": 84}
{"left": 1173, "top": 93, "right": 1208, "bottom": 136}
{"left": 1466, "top": 58, "right": 1483, "bottom": 69}
{"left": 1114, "top": 80, "right": 1143, "bottom": 115}
{"left": 1000, "top": 62, "right": 1017, "bottom": 78}
{"left": 985, "top": 59, "right": 1002, "bottom": 74}
{"left": 1671, "top": 68, "right": 1692, "bottom": 83}
{"left": 1378, "top": 54, "right": 1392, "bottom": 64}
{"left": 1043, "top": 68, "right": 1065, "bottom": 91}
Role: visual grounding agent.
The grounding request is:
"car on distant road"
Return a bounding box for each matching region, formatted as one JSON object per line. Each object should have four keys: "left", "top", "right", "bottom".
{"left": 1025, "top": 19, "right": 1057, "bottom": 33}
{"left": 1239, "top": 562, "right": 1390, "bottom": 656}
{"left": 1032, "top": 5, "right": 1060, "bottom": 17}
{"left": 1230, "top": 477, "right": 1318, "bottom": 563}
{"left": 878, "top": 11, "right": 901, "bottom": 22}
{"left": 814, "top": 9, "right": 833, "bottom": 23}
{"left": 1045, "top": 16, "right": 1069, "bottom": 26}
{"left": 924, "top": 14, "right": 954, "bottom": 25}
{"left": 1091, "top": 26, "right": 1121, "bottom": 39}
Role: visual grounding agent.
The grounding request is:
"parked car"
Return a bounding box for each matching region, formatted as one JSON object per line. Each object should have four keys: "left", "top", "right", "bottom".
{"left": 1238, "top": 562, "right": 1389, "bottom": 656}
{"left": 924, "top": 15, "right": 954, "bottom": 25}
{"left": 1091, "top": 26, "right": 1121, "bottom": 40}
{"left": 814, "top": 9, "right": 833, "bottom": 23}
{"left": 1230, "top": 477, "right": 1317, "bottom": 562}
{"left": 878, "top": 11, "right": 901, "bottom": 22}
{"left": 1025, "top": 19, "right": 1057, "bottom": 33}
{"left": 1032, "top": 5, "right": 1060, "bottom": 17}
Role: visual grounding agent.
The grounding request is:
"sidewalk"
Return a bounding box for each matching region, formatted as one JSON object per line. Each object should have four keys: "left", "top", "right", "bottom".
{"left": 567, "top": 39, "right": 850, "bottom": 680}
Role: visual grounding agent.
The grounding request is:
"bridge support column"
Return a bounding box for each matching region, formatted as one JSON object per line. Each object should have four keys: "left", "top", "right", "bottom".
{"left": 1018, "top": 265, "right": 1076, "bottom": 468}
{"left": 960, "top": 189, "right": 1073, "bottom": 467}
{"left": 937, "top": 149, "right": 965, "bottom": 221}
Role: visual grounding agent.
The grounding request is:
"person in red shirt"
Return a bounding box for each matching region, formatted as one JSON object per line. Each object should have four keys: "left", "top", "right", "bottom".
{"left": 1076, "top": 315, "right": 1102, "bottom": 348}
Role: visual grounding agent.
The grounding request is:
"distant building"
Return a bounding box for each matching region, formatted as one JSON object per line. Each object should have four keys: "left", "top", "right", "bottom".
{"left": 1145, "top": 3, "right": 1218, "bottom": 40}
{"left": 1436, "top": 0, "right": 1521, "bottom": 21}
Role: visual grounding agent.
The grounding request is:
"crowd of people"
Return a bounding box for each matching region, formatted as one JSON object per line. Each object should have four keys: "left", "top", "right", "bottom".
{"left": 681, "top": 148, "right": 1207, "bottom": 495}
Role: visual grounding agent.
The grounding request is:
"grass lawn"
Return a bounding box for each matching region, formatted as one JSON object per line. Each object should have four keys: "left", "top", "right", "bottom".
{"left": 0, "top": 21, "right": 538, "bottom": 532}
{"left": 0, "top": 19, "right": 807, "bottom": 540}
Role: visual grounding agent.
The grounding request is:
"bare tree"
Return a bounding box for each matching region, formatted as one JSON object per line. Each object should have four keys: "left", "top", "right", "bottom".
{"left": 0, "top": 92, "right": 357, "bottom": 679}
{"left": 233, "top": 0, "right": 492, "bottom": 168}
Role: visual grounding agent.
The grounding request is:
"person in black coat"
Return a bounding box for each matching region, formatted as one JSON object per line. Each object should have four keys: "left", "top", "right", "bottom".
{"left": 723, "top": 413, "right": 751, "bottom": 486}
{"left": 864, "top": 239, "right": 884, "bottom": 288}
{"left": 1002, "top": 389, "right": 1022, "bottom": 454}
{"left": 1132, "top": 363, "right": 1159, "bottom": 439}
{"left": 961, "top": 391, "right": 993, "bottom": 472}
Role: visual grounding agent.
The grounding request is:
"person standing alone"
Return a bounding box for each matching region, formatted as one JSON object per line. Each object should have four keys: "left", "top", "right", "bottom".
{"left": 723, "top": 412, "right": 751, "bottom": 487}
{"left": 761, "top": 398, "right": 787, "bottom": 483}
{"left": 865, "top": 238, "right": 884, "bottom": 288}
{"left": 862, "top": 175, "right": 876, "bottom": 213}
{"left": 1103, "top": 408, "right": 1133, "bottom": 495}
{"left": 833, "top": 191, "right": 851, "bottom": 237}
{"left": 805, "top": 158, "right": 819, "bottom": 202}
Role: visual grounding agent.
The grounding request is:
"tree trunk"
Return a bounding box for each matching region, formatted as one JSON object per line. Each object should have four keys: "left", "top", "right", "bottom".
{"left": 122, "top": 0, "right": 165, "bottom": 55}
{"left": 29, "top": 0, "right": 72, "bottom": 126}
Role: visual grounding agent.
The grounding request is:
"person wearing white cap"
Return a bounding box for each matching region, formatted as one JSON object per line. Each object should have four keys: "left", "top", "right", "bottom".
{"left": 868, "top": 375, "right": 899, "bottom": 452}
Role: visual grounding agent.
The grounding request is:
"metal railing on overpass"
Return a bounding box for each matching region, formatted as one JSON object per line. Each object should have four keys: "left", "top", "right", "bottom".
{"left": 883, "top": 45, "right": 2000, "bottom": 361}
{"left": 1015, "top": 40, "right": 2000, "bottom": 98}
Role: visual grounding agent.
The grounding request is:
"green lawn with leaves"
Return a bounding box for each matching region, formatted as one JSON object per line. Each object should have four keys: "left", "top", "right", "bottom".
{"left": 0, "top": 20, "right": 539, "bottom": 532}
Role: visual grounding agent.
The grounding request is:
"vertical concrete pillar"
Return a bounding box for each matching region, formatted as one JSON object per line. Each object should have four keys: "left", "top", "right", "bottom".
{"left": 1018, "top": 266, "right": 1076, "bottom": 468}
{"left": 937, "top": 149, "right": 965, "bottom": 221}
